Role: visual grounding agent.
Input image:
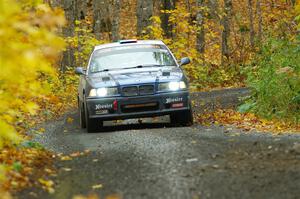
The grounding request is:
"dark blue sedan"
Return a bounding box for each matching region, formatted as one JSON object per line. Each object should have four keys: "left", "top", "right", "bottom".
{"left": 75, "top": 40, "right": 193, "bottom": 132}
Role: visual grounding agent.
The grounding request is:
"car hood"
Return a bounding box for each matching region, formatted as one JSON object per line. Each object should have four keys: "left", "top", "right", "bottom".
{"left": 87, "top": 66, "right": 183, "bottom": 88}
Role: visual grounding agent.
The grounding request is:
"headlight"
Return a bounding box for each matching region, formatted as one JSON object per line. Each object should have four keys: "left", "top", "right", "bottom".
{"left": 89, "top": 87, "right": 118, "bottom": 97}
{"left": 158, "top": 81, "right": 187, "bottom": 92}
{"left": 97, "top": 88, "right": 107, "bottom": 97}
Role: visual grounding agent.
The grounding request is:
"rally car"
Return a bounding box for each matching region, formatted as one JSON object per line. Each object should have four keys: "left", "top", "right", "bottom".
{"left": 75, "top": 40, "right": 193, "bottom": 132}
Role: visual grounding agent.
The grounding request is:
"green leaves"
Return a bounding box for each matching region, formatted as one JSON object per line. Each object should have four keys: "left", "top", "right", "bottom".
{"left": 245, "top": 38, "right": 300, "bottom": 123}
{"left": 21, "top": 141, "right": 44, "bottom": 149}
{"left": 238, "top": 102, "right": 255, "bottom": 113}
{"left": 12, "top": 162, "right": 22, "bottom": 172}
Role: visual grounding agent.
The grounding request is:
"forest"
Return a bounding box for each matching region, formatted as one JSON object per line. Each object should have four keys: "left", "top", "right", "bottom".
{"left": 0, "top": 0, "right": 300, "bottom": 197}
{"left": 58, "top": 0, "right": 300, "bottom": 121}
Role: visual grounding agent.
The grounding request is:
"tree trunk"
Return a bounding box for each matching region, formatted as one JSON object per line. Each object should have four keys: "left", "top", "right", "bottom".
{"left": 111, "top": 0, "right": 121, "bottom": 41}
{"left": 221, "top": 0, "right": 232, "bottom": 64}
{"left": 136, "top": 0, "right": 154, "bottom": 37}
{"left": 61, "top": 0, "right": 77, "bottom": 70}
{"left": 93, "top": 0, "right": 110, "bottom": 40}
{"left": 248, "top": 0, "right": 255, "bottom": 49}
{"left": 256, "top": 0, "right": 263, "bottom": 43}
{"left": 207, "top": 0, "right": 220, "bottom": 20}
{"left": 161, "top": 0, "right": 176, "bottom": 38}
{"left": 196, "top": 0, "right": 205, "bottom": 55}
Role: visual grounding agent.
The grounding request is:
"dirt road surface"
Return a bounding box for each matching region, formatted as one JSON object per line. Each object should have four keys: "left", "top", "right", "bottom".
{"left": 17, "top": 89, "right": 300, "bottom": 199}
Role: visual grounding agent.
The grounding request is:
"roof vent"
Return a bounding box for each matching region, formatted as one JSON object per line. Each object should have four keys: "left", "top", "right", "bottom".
{"left": 162, "top": 71, "right": 170, "bottom": 76}
{"left": 119, "top": 39, "right": 137, "bottom": 44}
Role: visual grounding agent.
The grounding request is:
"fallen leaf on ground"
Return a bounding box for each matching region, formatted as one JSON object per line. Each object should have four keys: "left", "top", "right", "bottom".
{"left": 197, "top": 109, "right": 300, "bottom": 134}
{"left": 73, "top": 194, "right": 99, "bottom": 199}
{"left": 70, "top": 152, "right": 81, "bottom": 157}
{"left": 67, "top": 117, "right": 74, "bottom": 123}
{"left": 60, "top": 156, "right": 72, "bottom": 161}
{"left": 92, "top": 184, "right": 103, "bottom": 189}
{"left": 62, "top": 167, "right": 72, "bottom": 171}
{"left": 38, "top": 178, "right": 55, "bottom": 193}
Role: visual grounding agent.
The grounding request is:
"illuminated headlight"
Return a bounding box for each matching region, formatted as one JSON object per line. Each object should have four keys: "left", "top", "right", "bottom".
{"left": 89, "top": 87, "right": 118, "bottom": 97}
{"left": 97, "top": 88, "right": 107, "bottom": 97}
{"left": 158, "top": 81, "right": 187, "bottom": 92}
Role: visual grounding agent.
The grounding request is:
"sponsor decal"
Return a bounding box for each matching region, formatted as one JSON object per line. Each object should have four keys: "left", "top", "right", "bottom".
{"left": 165, "top": 97, "right": 183, "bottom": 104}
{"left": 95, "top": 104, "right": 113, "bottom": 110}
{"left": 96, "top": 110, "right": 109, "bottom": 115}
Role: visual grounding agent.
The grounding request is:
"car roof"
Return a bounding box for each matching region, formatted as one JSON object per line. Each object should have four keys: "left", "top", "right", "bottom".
{"left": 93, "top": 40, "right": 165, "bottom": 51}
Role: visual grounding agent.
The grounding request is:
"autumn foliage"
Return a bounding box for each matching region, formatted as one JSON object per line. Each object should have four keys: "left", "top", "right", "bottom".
{"left": 0, "top": 0, "right": 70, "bottom": 192}
{"left": 0, "top": 0, "right": 300, "bottom": 195}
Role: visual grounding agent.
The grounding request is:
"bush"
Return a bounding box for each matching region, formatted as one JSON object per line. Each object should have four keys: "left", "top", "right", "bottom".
{"left": 244, "top": 38, "right": 300, "bottom": 123}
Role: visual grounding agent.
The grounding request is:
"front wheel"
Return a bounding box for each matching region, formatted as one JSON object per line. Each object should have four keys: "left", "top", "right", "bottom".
{"left": 84, "top": 104, "right": 103, "bottom": 133}
{"left": 79, "top": 101, "right": 86, "bottom": 128}
{"left": 170, "top": 109, "right": 194, "bottom": 126}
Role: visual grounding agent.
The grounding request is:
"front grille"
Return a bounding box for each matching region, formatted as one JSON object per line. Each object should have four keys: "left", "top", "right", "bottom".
{"left": 139, "top": 85, "right": 154, "bottom": 95}
{"left": 122, "top": 86, "right": 138, "bottom": 96}
{"left": 122, "top": 85, "right": 154, "bottom": 96}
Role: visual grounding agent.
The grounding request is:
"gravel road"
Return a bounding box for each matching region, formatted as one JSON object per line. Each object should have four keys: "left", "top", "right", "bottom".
{"left": 17, "top": 89, "right": 300, "bottom": 199}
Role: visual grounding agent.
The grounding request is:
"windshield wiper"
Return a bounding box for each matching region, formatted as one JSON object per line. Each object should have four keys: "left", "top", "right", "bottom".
{"left": 121, "top": 64, "right": 169, "bottom": 70}
{"left": 91, "top": 64, "right": 172, "bottom": 73}
{"left": 91, "top": 69, "right": 110, "bottom": 73}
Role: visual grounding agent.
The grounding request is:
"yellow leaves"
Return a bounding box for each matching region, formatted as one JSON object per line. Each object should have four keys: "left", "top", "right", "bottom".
{"left": 0, "top": 0, "right": 68, "bottom": 187}
{"left": 24, "top": 102, "right": 39, "bottom": 115}
{"left": 0, "top": 191, "right": 12, "bottom": 199}
{"left": 38, "top": 178, "right": 55, "bottom": 194}
{"left": 0, "top": 120, "right": 20, "bottom": 148}
{"left": 60, "top": 156, "right": 72, "bottom": 161}
{"left": 197, "top": 109, "right": 300, "bottom": 134}
{"left": 295, "top": 0, "right": 300, "bottom": 14}
{"left": 0, "top": 0, "right": 66, "bottom": 151}
{"left": 67, "top": 117, "right": 74, "bottom": 124}
{"left": 38, "top": 128, "right": 45, "bottom": 134}
{"left": 0, "top": 146, "right": 55, "bottom": 191}
{"left": 58, "top": 150, "right": 91, "bottom": 162}
{"left": 73, "top": 194, "right": 100, "bottom": 199}
{"left": 0, "top": 165, "right": 5, "bottom": 182}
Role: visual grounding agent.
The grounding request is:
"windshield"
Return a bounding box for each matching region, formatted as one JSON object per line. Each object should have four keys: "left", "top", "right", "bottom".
{"left": 89, "top": 44, "right": 177, "bottom": 73}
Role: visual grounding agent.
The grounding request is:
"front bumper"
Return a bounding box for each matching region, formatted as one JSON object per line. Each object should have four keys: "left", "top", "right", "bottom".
{"left": 86, "top": 91, "right": 191, "bottom": 120}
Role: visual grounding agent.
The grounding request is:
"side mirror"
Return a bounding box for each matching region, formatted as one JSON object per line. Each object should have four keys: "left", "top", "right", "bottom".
{"left": 180, "top": 57, "right": 191, "bottom": 66}
{"left": 75, "top": 67, "right": 85, "bottom": 75}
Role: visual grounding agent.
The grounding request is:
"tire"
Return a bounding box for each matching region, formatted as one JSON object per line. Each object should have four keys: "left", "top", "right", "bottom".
{"left": 79, "top": 101, "right": 86, "bottom": 128}
{"left": 84, "top": 104, "right": 103, "bottom": 133}
{"left": 170, "top": 109, "right": 194, "bottom": 126}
